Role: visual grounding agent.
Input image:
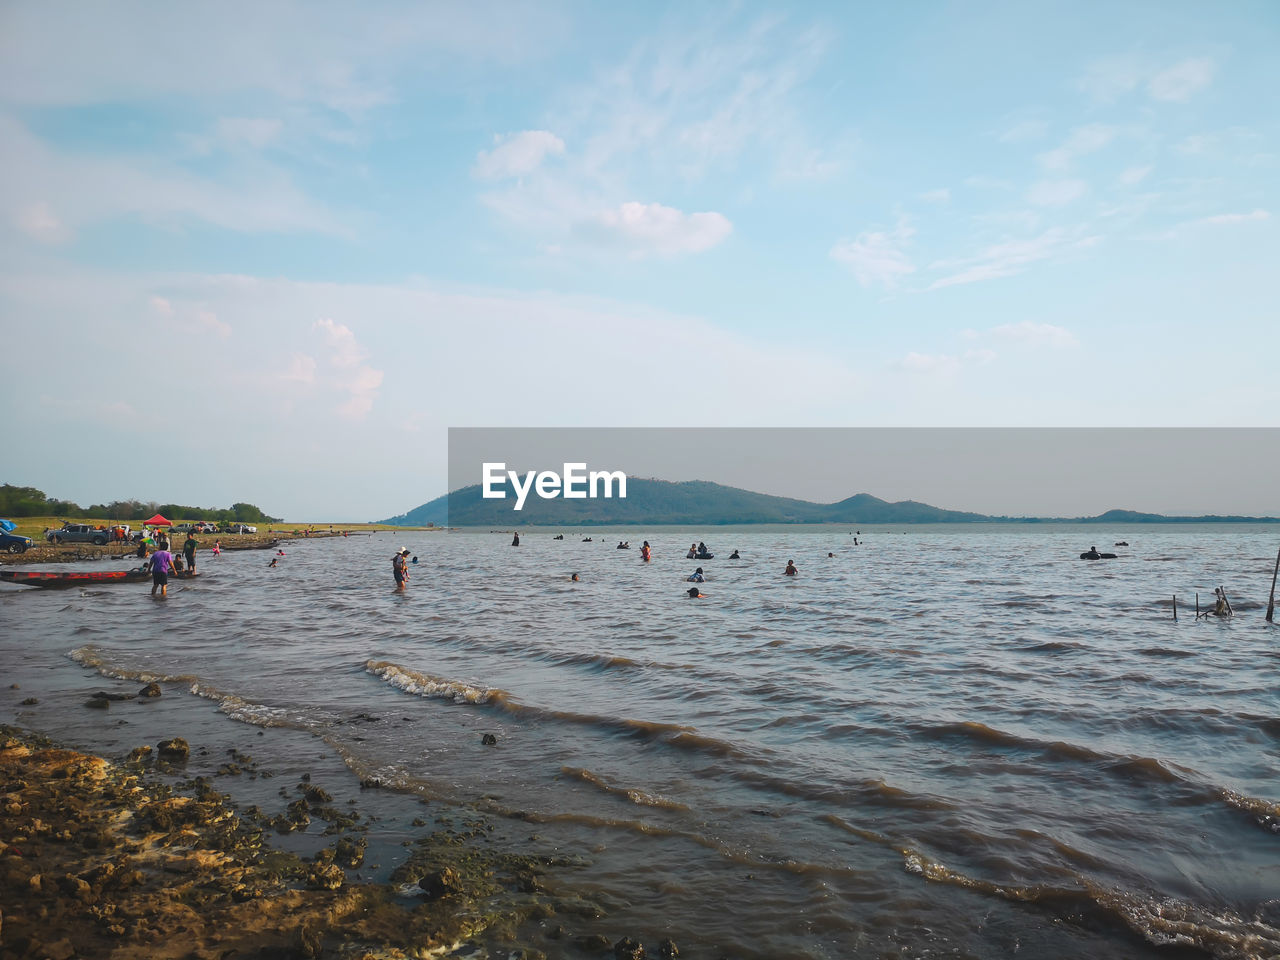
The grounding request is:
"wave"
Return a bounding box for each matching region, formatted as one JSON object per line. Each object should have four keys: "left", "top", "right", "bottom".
{"left": 365, "top": 659, "right": 508, "bottom": 705}
{"left": 916, "top": 720, "right": 1195, "bottom": 785}
{"left": 69, "top": 644, "right": 309, "bottom": 730}
{"left": 365, "top": 659, "right": 753, "bottom": 761}
{"left": 900, "top": 847, "right": 1280, "bottom": 960}
{"left": 916, "top": 719, "right": 1280, "bottom": 834}
{"left": 1218, "top": 789, "right": 1280, "bottom": 833}
{"left": 1022, "top": 640, "right": 1087, "bottom": 653}
{"left": 560, "top": 766, "right": 689, "bottom": 811}
{"left": 68, "top": 644, "right": 199, "bottom": 685}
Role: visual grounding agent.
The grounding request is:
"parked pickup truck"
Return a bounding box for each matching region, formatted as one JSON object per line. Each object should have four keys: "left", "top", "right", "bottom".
{"left": 223, "top": 523, "right": 257, "bottom": 534}
{"left": 46, "top": 523, "right": 123, "bottom": 546}
{"left": 1, "top": 531, "right": 33, "bottom": 554}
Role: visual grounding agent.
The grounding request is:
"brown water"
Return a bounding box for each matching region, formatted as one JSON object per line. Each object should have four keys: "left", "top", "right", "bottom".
{"left": 3, "top": 525, "right": 1279, "bottom": 958}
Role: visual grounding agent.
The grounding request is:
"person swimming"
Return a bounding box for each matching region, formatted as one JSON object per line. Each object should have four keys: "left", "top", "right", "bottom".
{"left": 686, "top": 586, "right": 705, "bottom": 598}
{"left": 729, "top": 549, "right": 740, "bottom": 559}
{"left": 828, "top": 552, "right": 834, "bottom": 558}
{"left": 687, "top": 542, "right": 698, "bottom": 559}
{"left": 687, "top": 567, "right": 705, "bottom": 582}
{"left": 784, "top": 559, "right": 798, "bottom": 576}
{"left": 571, "top": 572, "right": 580, "bottom": 582}
{"left": 641, "top": 541, "right": 651, "bottom": 562}
{"left": 268, "top": 557, "right": 279, "bottom": 568}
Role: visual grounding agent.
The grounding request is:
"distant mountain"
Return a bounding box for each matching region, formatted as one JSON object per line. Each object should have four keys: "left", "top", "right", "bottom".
{"left": 380, "top": 478, "right": 1277, "bottom": 526}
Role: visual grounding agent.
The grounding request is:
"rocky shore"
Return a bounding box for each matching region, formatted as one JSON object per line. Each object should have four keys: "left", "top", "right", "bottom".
{"left": 0, "top": 725, "right": 572, "bottom": 959}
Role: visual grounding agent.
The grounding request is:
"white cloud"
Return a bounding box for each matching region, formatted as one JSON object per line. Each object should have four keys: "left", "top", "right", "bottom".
{"left": 0, "top": 3, "right": 561, "bottom": 112}
{"left": 215, "top": 117, "right": 284, "bottom": 149}
{"left": 1026, "top": 179, "right": 1088, "bottom": 207}
{"left": 1201, "top": 209, "right": 1270, "bottom": 225}
{"left": 830, "top": 222, "right": 916, "bottom": 289}
{"left": 473, "top": 130, "right": 566, "bottom": 180}
{"left": 1080, "top": 55, "right": 1214, "bottom": 104}
{"left": 900, "top": 349, "right": 996, "bottom": 377}
{"left": 902, "top": 352, "right": 958, "bottom": 376}
{"left": 989, "top": 321, "right": 1079, "bottom": 348}
{"left": 195, "top": 309, "right": 232, "bottom": 338}
{"left": 313, "top": 318, "right": 383, "bottom": 419}
{"left": 1038, "top": 124, "right": 1117, "bottom": 172}
{"left": 15, "top": 201, "right": 70, "bottom": 243}
{"left": 999, "top": 118, "right": 1049, "bottom": 143}
{"left": 148, "top": 295, "right": 232, "bottom": 337}
{"left": 929, "top": 227, "right": 1100, "bottom": 289}
{"left": 1, "top": 114, "right": 342, "bottom": 238}
{"left": 1078, "top": 57, "right": 1144, "bottom": 102}
{"left": 1148, "top": 58, "right": 1214, "bottom": 102}
{"left": 920, "top": 188, "right": 951, "bottom": 204}
{"left": 582, "top": 201, "right": 732, "bottom": 257}
{"left": 315, "top": 317, "right": 367, "bottom": 366}
{"left": 1118, "top": 165, "right": 1152, "bottom": 186}
{"left": 281, "top": 354, "right": 317, "bottom": 384}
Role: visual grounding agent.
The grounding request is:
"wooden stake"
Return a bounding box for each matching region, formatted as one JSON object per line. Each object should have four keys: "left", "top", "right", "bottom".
{"left": 1267, "top": 545, "right": 1279, "bottom": 624}
{"left": 1195, "top": 592, "right": 1200, "bottom": 619}
{"left": 1219, "top": 586, "right": 1234, "bottom": 617}
{"left": 1172, "top": 594, "right": 1177, "bottom": 621}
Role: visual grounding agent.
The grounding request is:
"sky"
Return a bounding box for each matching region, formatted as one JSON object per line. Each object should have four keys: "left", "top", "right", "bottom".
{"left": 1, "top": 1, "right": 1277, "bottom": 519}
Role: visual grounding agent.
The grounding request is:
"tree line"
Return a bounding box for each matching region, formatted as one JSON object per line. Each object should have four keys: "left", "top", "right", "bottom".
{"left": 0, "top": 484, "right": 280, "bottom": 523}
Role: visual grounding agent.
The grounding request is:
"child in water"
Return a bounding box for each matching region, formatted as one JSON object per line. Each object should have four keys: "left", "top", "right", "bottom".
{"left": 784, "top": 559, "right": 798, "bottom": 576}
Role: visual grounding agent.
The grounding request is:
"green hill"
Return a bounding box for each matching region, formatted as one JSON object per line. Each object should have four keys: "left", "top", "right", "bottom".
{"left": 384, "top": 478, "right": 995, "bottom": 526}
{"left": 380, "top": 477, "right": 1280, "bottom": 527}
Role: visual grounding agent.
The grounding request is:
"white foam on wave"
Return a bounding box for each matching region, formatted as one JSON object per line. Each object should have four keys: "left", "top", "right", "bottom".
{"left": 67, "top": 644, "right": 189, "bottom": 684}
{"left": 365, "top": 659, "right": 503, "bottom": 705}
{"left": 901, "top": 846, "right": 1280, "bottom": 959}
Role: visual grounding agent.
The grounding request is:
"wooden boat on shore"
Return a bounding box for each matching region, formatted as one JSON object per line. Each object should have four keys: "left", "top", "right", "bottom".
{"left": 0, "top": 569, "right": 198, "bottom": 589}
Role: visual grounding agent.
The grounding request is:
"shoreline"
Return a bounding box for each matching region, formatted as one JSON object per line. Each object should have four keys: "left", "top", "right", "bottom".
{"left": 0, "top": 723, "right": 563, "bottom": 959}
{"left": 0, "top": 530, "right": 371, "bottom": 567}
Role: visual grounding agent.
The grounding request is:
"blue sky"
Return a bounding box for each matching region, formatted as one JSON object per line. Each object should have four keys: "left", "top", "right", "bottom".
{"left": 1, "top": 1, "right": 1276, "bottom": 518}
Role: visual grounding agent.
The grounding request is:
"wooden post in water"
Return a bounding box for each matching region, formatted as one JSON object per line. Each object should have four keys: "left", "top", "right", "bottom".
{"left": 1172, "top": 594, "right": 1177, "bottom": 621}
{"left": 1267, "top": 545, "right": 1279, "bottom": 623}
{"left": 1195, "top": 592, "right": 1200, "bottom": 619}
{"left": 1219, "top": 586, "right": 1234, "bottom": 617}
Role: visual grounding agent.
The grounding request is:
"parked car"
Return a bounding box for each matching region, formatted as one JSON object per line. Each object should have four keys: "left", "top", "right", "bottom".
{"left": 195, "top": 521, "right": 219, "bottom": 533}
{"left": 45, "top": 523, "right": 111, "bottom": 545}
{"left": 1, "top": 531, "right": 33, "bottom": 554}
{"left": 225, "top": 523, "right": 258, "bottom": 534}
{"left": 172, "top": 523, "right": 197, "bottom": 534}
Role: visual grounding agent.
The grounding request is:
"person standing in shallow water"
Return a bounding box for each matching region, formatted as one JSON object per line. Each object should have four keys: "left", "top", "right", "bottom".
{"left": 183, "top": 532, "right": 198, "bottom": 575}
{"left": 392, "top": 547, "right": 410, "bottom": 591}
{"left": 784, "top": 559, "right": 798, "bottom": 576}
{"left": 511, "top": 532, "right": 520, "bottom": 546}
{"left": 149, "top": 543, "right": 175, "bottom": 598}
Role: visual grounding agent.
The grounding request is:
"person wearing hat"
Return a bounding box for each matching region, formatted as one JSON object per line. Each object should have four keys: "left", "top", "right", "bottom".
{"left": 392, "top": 547, "right": 411, "bottom": 592}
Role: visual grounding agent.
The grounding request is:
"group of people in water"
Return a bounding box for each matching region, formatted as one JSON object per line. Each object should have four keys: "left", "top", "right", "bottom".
{"left": 133, "top": 529, "right": 207, "bottom": 598}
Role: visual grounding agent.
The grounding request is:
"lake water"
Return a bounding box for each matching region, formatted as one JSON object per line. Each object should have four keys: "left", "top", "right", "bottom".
{"left": 3, "top": 525, "right": 1279, "bottom": 959}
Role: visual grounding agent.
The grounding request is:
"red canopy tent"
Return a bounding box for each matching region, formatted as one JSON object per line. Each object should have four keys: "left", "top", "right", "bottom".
{"left": 143, "top": 514, "right": 172, "bottom": 527}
